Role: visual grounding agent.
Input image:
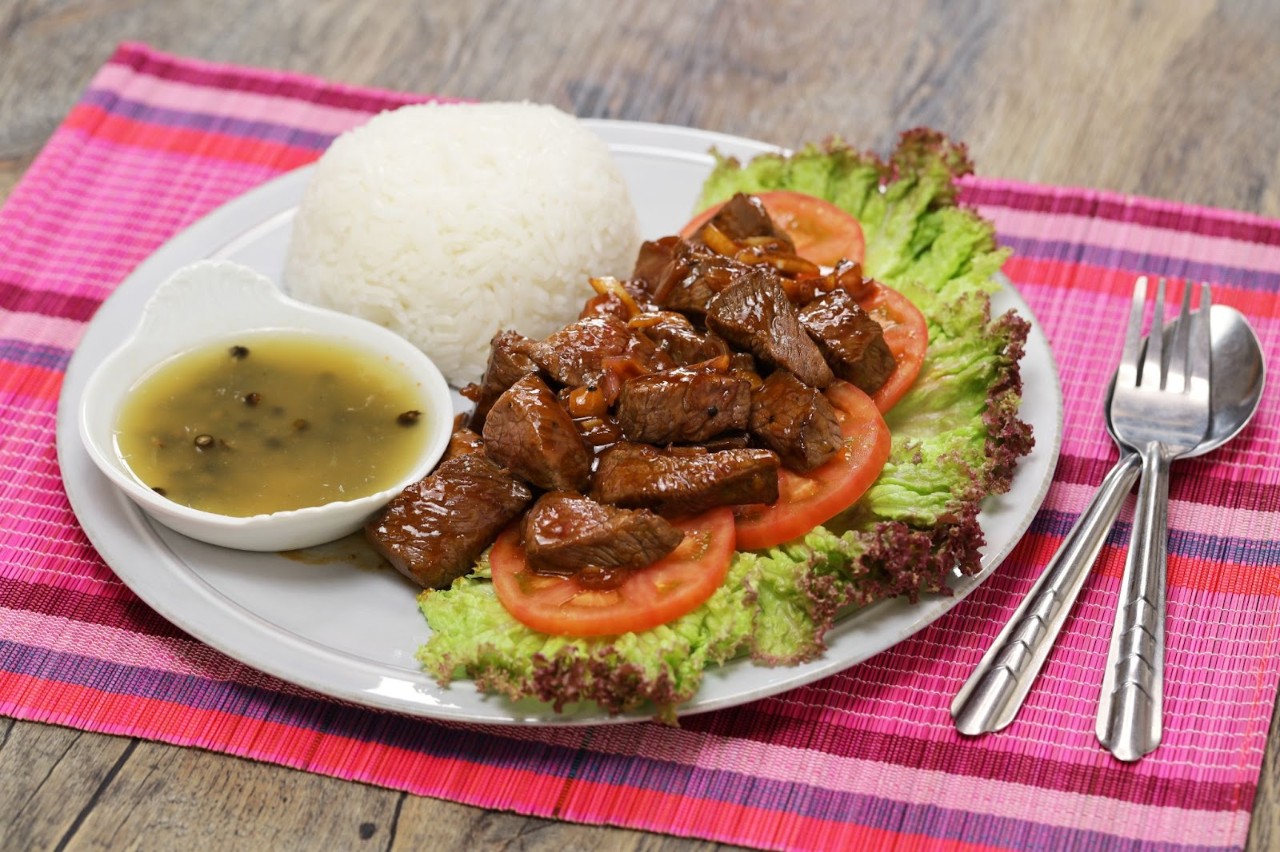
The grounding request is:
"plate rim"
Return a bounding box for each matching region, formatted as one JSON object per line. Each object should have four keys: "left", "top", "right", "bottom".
{"left": 55, "top": 119, "right": 1064, "bottom": 725}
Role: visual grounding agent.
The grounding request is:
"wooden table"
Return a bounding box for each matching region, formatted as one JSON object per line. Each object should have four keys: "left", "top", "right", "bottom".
{"left": 3, "top": 2, "right": 1278, "bottom": 848}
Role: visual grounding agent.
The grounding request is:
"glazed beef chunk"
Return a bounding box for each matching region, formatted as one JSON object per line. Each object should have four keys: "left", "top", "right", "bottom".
{"left": 482, "top": 373, "right": 592, "bottom": 492}
{"left": 749, "top": 370, "right": 843, "bottom": 472}
{"left": 727, "top": 351, "right": 765, "bottom": 389}
{"left": 799, "top": 288, "right": 896, "bottom": 394}
{"left": 700, "top": 193, "right": 794, "bottom": 248}
{"left": 650, "top": 240, "right": 753, "bottom": 318}
{"left": 592, "top": 442, "right": 779, "bottom": 517}
{"left": 632, "top": 236, "right": 679, "bottom": 292}
{"left": 631, "top": 311, "right": 729, "bottom": 366}
{"left": 615, "top": 364, "right": 751, "bottom": 445}
{"left": 704, "top": 269, "right": 834, "bottom": 389}
{"left": 464, "top": 330, "right": 540, "bottom": 430}
{"left": 442, "top": 427, "right": 486, "bottom": 461}
{"left": 521, "top": 491, "right": 684, "bottom": 575}
{"left": 578, "top": 277, "right": 657, "bottom": 322}
{"left": 365, "top": 453, "right": 532, "bottom": 589}
{"left": 531, "top": 315, "right": 669, "bottom": 387}
{"left": 573, "top": 413, "right": 625, "bottom": 451}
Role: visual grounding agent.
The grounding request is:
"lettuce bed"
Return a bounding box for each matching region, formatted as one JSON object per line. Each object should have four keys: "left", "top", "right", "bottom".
{"left": 415, "top": 129, "right": 1034, "bottom": 723}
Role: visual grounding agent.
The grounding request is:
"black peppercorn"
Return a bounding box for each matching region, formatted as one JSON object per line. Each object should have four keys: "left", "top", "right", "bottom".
{"left": 244, "top": 392, "right": 262, "bottom": 406}
{"left": 229, "top": 345, "right": 250, "bottom": 359}
{"left": 193, "top": 434, "right": 215, "bottom": 450}
{"left": 397, "top": 409, "right": 422, "bottom": 426}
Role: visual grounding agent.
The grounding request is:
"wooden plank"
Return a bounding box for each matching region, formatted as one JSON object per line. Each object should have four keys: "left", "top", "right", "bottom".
{"left": 0, "top": 720, "right": 132, "bottom": 849}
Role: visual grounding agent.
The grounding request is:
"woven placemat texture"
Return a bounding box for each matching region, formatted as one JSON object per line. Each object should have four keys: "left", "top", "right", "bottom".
{"left": 2, "top": 43, "right": 1278, "bottom": 851}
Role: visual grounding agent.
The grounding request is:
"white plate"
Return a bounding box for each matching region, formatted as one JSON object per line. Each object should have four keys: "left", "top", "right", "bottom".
{"left": 56, "top": 120, "right": 1063, "bottom": 725}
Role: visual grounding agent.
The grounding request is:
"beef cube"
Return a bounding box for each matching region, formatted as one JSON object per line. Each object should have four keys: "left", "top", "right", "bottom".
{"left": 573, "top": 414, "right": 624, "bottom": 451}
{"left": 650, "top": 240, "right": 751, "bottom": 318}
{"left": 727, "top": 352, "right": 764, "bottom": 390}
{"left": 616, "top": 365, "right": 751, "bottom": 445}
{"left": 632, "top": 311, "right": 730, "bottom": 366}
{"left": 592, "top": 442, "right": 779, "bottom": 517}
{"left": 799, "top": 288, "right": 896, "bottom": 394}
{"left": 749, "top": 370, "right": 843, "bottom": 472}
{"left": 531, "top": 315, "right": 669, "bottom": 388}
{"left": 463, "top": 331, "right": 539, "bottom": 430}
{"left": 522, "top": 491, "right": 683, "bottom": 575}
{"left": 701, "top": 193, "right": 794, "bottom": 248}
{"left": 483, "top": 373, "right": 592, "bottom": 492}
{"left": 579, "top": 276, "right": 657, "bottom": 321}
{"left": 632, "top": 236, "right": 680, "bottom": 292}
{"left": 365, "top": 454, "right": 532, "bottom": 589}
{"left": 705, "top": 269, "right": 834, "bottom": 388}
{"left": 579, "top": 290, "right": 633, "bottom": 322}
{"left": 442, "top": 427, "right": 485, "bottom": 461}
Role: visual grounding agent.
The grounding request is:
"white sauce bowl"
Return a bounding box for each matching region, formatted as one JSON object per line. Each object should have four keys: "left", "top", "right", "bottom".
{"left": 78, "top": 260, "right": 453, "bottom": 551}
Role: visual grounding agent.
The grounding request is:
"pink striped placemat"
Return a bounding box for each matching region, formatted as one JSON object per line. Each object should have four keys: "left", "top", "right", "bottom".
{"left": 3, "top": 43, "right": 1278, "bottom": 851}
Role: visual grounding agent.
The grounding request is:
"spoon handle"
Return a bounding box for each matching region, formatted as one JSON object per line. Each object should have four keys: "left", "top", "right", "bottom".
{"left": 952, "top": 451, "right": 1141, "bottom": 735}
{"left": 1097, "top": 442, "right": 1170, "bottom": 760}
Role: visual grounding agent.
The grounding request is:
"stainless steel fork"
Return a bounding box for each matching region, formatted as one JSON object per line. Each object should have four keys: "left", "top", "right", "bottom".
{"left": 1096, "top": 276, "right": 1212, "bottom": 761}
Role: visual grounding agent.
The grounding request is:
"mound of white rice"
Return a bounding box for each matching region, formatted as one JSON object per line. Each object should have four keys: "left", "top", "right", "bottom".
{"left": 284, "top": 102, "right": 642, "bottom": 387}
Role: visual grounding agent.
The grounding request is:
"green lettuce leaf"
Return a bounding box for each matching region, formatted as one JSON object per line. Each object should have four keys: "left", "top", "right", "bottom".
{"left": 417, "top": 540, "right": 853, "bottom": 724}
{"left": 416, "top": 129, "right": 1034, "bottom": 720}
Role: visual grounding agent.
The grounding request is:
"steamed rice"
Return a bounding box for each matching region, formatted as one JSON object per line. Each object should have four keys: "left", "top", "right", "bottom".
{"left": 283, "top": 102, "right": 642, "bottom": 387}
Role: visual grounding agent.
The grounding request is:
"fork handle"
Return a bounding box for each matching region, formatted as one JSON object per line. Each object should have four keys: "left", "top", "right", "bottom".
{"left": 1097, "top": 441, "right": 1170, "bottom": 761}
{"left": 952, "top": 451, "right": 1141, "bottom": 734}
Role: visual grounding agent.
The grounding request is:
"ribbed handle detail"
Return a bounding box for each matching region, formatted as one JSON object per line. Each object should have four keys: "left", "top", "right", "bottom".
{"left": 953, "top": 453, "right": 1141, "bottom": 735}
{"left": 1097, "top": 443, "right": 1170, "bottom": 761}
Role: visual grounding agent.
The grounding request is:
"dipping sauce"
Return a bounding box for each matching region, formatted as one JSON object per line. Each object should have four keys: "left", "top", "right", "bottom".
{"left": 115, "top": 332, "right": 431, "bottom": 517}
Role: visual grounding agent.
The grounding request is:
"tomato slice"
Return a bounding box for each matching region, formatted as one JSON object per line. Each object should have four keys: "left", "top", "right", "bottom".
{"left": 734, "top": 382, "right": 891, "bottom": 551}
{"left": 857, "top": 283, "right": 928, "bottom": 412}
{"left": 490, "top": 508, "right": 736, "bottom": 637}
{"left": 680, "top": 190, "right": 865, "bottom": 267}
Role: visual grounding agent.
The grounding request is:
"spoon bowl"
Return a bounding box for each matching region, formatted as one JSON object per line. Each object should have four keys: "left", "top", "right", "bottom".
{"left": 1107, "top": 304, "right": 1265, "bottom": 458}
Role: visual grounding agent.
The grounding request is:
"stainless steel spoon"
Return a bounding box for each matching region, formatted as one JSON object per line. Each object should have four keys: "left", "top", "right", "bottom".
{"left": 952, "top": 304, "right": 1265, "bottom": 735}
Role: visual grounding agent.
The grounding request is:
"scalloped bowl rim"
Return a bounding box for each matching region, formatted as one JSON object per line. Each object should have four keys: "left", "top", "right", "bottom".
{"left": 77, "top": 259, "right": 453, "bottom": 551}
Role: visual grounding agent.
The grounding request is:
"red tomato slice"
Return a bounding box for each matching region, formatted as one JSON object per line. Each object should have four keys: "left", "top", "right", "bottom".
{"left": 734, "top": 382, "right": 891, "bottom": 551}
{"left": 679, "top": 190, "right": 865, "bottom": 267}
{"left": 490, "top": 508, "right": 736, "bottom": 637}
{"left": 857, "top": 283, "right": 928, "bottom": 412}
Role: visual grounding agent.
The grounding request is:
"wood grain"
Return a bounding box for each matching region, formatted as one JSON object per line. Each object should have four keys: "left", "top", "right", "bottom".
{"left": 2, "top": 1, "right": 1279, "bottom": 849}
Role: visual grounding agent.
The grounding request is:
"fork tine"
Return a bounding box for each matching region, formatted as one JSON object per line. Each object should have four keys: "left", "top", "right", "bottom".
{"left": 1166, "top": 281, "right": 1194, "bottom": 392}
{"left": 1189, "top": 283, "right": 1212, "bottom": 396}
{"left": 1142, "top": 277, "right": 1167, "bottom": 388}
{"left": 1118, "top": 276, "right": 1149, "bottom": 387}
